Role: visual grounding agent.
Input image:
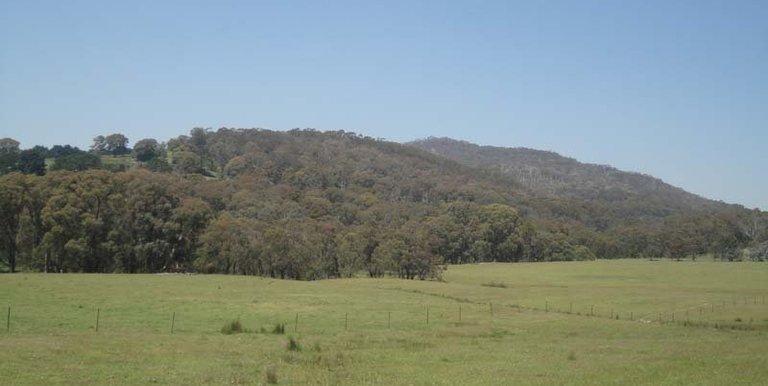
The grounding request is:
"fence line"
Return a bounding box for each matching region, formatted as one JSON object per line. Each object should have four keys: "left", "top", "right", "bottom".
{"left": 2, "top": 293, "right": 766, "bottom": 336}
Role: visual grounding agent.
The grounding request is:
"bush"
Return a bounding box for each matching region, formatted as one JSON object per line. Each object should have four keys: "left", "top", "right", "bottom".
{"left": 272, "top": 323, "right": 285, "bottom": 334}
{"left": 482, "top": 281, "right": 507, "bottom": 288}
{"left": 221, "top": 319, "right": 244, "bottom": 335}
{"left": 287, "top": 337, "right": 301, "bottom": 352}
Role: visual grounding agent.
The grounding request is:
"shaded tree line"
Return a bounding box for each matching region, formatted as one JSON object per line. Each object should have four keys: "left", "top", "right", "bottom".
{"left": 0, "top": 169, "right": 588, "bottom": 278}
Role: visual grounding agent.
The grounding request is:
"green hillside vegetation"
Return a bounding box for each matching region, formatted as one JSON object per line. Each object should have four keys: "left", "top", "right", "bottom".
{"left": 1, "top": 261, "right": 766, "bottom": 385}
{"left": 1, "top": 130, "right": 766, "bottom": 278}
{"left": 409, "top": 137, "right": 768, "bottom": 260}
{"left": 99, "top": 154, "right": 138, "bottom": 170}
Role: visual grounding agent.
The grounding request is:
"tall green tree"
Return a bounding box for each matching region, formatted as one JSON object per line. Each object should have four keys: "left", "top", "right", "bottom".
{"left": 196, "top": 213, "right": 254, "bottom": 274}
{"left": 478, "top": 204, "right": 524, "bottom": 262}
{"left": 0, "top": 173, "right": 25, "bottom": 272}
{"left": 104, "top": 133, "right": 130, "bottom": 156}
{"left": 18, "top": 146, "right": 48, "bottom": 175}
{"left": 133, "top": 138, "right": 161, "bottom": 162}
{"left": 0, "top": 138, "right": 21, "bottom": 175}
{"left": 190, "top": 128, "right": 209, "bottom": 170}
{"left": 91, "top": 135, "right": 107, "bottom": 153}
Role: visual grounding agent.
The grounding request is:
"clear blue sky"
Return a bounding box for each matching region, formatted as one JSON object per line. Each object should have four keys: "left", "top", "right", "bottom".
{"left": 1, "top": 0, "right": 766, "bottom": 209}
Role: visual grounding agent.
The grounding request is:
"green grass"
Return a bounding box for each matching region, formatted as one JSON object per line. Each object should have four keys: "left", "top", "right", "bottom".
{"left": 100, "top": 154, "right": 137, "bottom": 170}
{"left": 1, "top": 260, "right": 767, "bottom": 385}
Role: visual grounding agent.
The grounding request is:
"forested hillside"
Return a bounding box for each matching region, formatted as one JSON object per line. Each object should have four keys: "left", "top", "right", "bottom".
{"left": 410, "top": 137, "right": 710, "bottom": 206}
{"left": 410, "top": 137, "right": 768, "bottom": 260}
{"left": 0, "top": 130, "right": 765, "bottom": 278}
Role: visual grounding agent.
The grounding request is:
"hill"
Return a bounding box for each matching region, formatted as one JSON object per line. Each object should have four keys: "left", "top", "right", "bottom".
{"left": 409, "top": 137, "right": 767, "bottom": 258}
{"left": 1, "top": 129, "right": 766, "bottom": 277}
{"left": 409, "top": 137, "right": 712, "bottom": 208}
{"left": 0, "top": 129, "right": 589, "bottom": 277}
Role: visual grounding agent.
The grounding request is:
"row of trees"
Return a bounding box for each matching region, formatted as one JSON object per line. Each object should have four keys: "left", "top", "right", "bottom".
{"left": 0, "top": 137, "right": 103, "bottom": 176}
{"left": 0, "top": 169, "right": 591, "bottom": 278}
{"left": 90, "top": 133, "right": 167, "bottom": 165}
{"left": 0, "top": 134, "right": 169, "bottom": 178}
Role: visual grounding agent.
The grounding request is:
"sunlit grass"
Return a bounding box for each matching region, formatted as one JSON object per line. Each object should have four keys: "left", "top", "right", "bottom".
{"left": 1, "top": 260, "right": 766, "bottom": 385}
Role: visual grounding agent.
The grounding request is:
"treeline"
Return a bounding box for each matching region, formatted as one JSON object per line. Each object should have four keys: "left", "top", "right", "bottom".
{"left": 0, "top": 170, "right": 591, "bottom": 278}
{"left": 0, "top": 129, "right": 766, "bottom": 278}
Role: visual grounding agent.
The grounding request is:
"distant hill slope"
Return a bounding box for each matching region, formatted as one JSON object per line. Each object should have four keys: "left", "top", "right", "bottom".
{"left": 409, "top": 137, "right": 734, "bottom": 215}
{"left": 410, "top": 137, "right": 709, "bottom": 207}
{"left": 408, "top": 137, "right": 765, "bottom": 258}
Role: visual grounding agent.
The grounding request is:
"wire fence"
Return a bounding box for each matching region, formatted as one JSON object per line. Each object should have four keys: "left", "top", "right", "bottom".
{"left": 3, "top": 294, "right": 766, "bottom": 335}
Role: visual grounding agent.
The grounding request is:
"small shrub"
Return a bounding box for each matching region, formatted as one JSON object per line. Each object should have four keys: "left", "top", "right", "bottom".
{"left": 221, "top": 319, "right": 244, "bottom": 335}
{"left": 287, "top": 337, "right": 301, "bottom": 352}
{"left": 567, "top": 351, "right": 577, "bottom": 361}
{"left": 482, "top": 281, "right": 507, "bottom": 288}
{"left": 265, "top": 366, "right": 278, "bottom": 384}
{"left": 735, "top": 317, "right": 742, "bottom": 322}
{"left": 272, "top": 323, "right": 285, "bottom": 334}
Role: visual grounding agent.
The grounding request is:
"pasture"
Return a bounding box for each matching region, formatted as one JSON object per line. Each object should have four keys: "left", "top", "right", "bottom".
{"left": 1, "top": 259, "right": 767, "bottom": 385}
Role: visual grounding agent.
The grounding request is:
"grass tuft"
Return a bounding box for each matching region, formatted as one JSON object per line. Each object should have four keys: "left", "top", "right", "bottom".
{"left": 287, "top": 337, "right": 301, "bottom": 352}
{"left": 482, "top": 281, "right": 507, "bottom": 288}
{"left": 265, "top": 366, "right": 278, "bottom": 384}
{"left": 220, "top": 319, "right": 244, "bottom": 335}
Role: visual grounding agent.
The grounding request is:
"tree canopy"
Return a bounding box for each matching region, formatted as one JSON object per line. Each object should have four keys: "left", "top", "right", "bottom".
{"left": 0, "top": 129, "right": 764, "bottom": 276}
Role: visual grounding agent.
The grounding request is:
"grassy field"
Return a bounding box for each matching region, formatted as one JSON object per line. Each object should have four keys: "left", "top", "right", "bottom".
{"left": 1, "top": 260, "right": 767, "bottom": 385}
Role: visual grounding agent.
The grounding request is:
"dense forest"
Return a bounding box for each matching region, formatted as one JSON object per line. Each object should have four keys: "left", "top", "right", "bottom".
{"left": 0, "top": 129, "right": 766, "bottom": 278}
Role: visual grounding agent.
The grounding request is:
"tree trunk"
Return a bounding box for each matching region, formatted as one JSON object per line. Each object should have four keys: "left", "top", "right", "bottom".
{"left": 8, "top": 242, "right": 16, "bottom": 273}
